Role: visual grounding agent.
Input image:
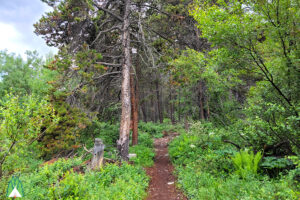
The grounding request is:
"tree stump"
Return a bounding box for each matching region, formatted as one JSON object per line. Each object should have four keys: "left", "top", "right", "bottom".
{"left": 91, "top": 138, "right": 105, "bottom": 170}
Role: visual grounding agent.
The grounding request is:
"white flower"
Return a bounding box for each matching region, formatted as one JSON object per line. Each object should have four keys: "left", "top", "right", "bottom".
{"left": 190, "top": 144, "right": 196, "bottom": 148}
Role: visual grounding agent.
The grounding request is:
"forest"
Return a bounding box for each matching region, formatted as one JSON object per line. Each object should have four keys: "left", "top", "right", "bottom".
{"left": 0, "top": 0, "right": 299, "bottom": 199}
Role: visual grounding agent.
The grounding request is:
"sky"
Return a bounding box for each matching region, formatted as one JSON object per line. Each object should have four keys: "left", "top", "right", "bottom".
{"left": 0, "top": 0, "right": 58, "bottom": 58}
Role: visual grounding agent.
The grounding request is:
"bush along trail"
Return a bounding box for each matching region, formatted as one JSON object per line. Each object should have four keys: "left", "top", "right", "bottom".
{"left": 146, "top": 132, "right": 187, "bottom": 200}
{"left": 168, "top": 122, "right": 300, "bottom": 200}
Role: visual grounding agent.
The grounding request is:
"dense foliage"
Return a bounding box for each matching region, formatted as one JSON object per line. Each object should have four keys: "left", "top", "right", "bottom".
{"left": 0, "top": 0, "right": 299, "bottom": 198}
{"left": 18, "top": 158, "right": 148, "bottom": 200}
{"left": 169, "top": 122, "right": 300, "bottom": 200}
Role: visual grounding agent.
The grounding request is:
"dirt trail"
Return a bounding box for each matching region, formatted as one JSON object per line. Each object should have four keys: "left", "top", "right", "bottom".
{"left": 145, "top": 133, "right": 187, "bottom": 200}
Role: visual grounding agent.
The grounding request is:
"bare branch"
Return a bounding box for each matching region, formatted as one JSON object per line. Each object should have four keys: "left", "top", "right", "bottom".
{"left": 93, "top": 1, "right": 123, "bottom": 22}
{"left": 96, "top": 62, "right": 122, "bottom": 66}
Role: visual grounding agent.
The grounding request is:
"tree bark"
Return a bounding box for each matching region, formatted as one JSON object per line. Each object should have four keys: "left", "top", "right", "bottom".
{"left": 151, "top": 82, "right": 157, "bottom": 122}
{"left": 140, "top": 89, "right": 148, "bottom": 122}
{"left": 130, "top": 69, "right": 138, "bottom": 146}
{"left": 178, "top": 88, "right": 181, "bottom": 122}
{"left": 118, "top": 0, "right": 131, "bottom": 161}
{"left": 155, "top": 79, "right": 163, "bottom": 123}
{"left": 169, "top": 86, "right": 175, "bottom": 124}
{"left": 91, "top": 138, "right": 105, "bottom": 170}
{"left": 198, "top": 81, "right": 205, "bottom": 120}
{"left": 206, "top": 95, "right": 210, "bottom": 119}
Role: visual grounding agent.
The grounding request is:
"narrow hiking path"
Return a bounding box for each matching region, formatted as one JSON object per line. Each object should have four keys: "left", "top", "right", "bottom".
{"left": 145, "top": 133, "right": 187, "bottom": 200}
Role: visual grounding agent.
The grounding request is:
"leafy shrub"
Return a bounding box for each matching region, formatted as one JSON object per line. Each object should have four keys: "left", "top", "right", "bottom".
{"left": 0, "top": 93, "right": 59, "bottom": 179}
{"left": 5, "top": 158, "right": 149, "bottom": 200}
{"left": 137, "top": 132, "right": 153, "bottom": 148}
{"left": 170, "top": 122, "right": 298, "bottom": 199}
{"left": 49, "top": 170, "right": 88, "bottom": 199}
{"left": 231, "top": 149, "right": 262, "bottom": 178}
{"left": 261, "top": 157, "right": 295, "bottom": 177}
{"left": 138, "top": 121, "right": 180, "bottom": 138}
{"left": 169, "top": 133, "right": 202, "bottom": 165}
{"left": 0, "top": 158, "right": 81, "bottom": 200}
{"left": 129, "top": 145, "right": 155, "bottom": 167}
{"left": 176, "top": 165, "right": 298, "bottom": 200}
{"left": 49, "top": 163, "right": 149, "bottom": 200}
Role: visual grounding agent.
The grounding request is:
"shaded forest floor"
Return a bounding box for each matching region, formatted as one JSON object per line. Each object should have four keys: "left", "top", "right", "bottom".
{"left": 145, "top": 132, "right": 187, "bottom": 200}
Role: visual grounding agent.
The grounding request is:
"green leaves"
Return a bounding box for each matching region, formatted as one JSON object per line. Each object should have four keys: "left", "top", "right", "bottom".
{"left": 0, "top": 93, "right": 59, "bottom": 178}
{"left": 190, "top": 0, "right": 300, "bottom": 152}
{"left": 129, "top": 144, "right": 155, "bottom": 167}
{"left": 0, "top": 93, "right": 58, "bottom": 141}
{"left": 169, "top": 49, "right": 205, "bottom": 86}
{"left": 170, "top": 123, "right": 298, "bottom": 200}
{"left": 0, "top": 51, "right": 56, "bottom": 98}
{"left": 231, "top": 149, "right": 262, "bottom": 179}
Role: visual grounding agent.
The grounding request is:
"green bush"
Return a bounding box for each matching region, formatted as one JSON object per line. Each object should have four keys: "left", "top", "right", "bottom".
{"left": 18, "top": 158, "right": 82, "bottom": 200}
{"left": 170, "top": 122, "right": 298, "bottom": 200}
{"left": 49, "top": 170, "right": 88, "bottom": 199}
{"left": 49, "top": 163, "right": 149, "bottom": 200}
{"left": 3, "top": 158, "right": 149, "bottom": 200}
{"left": 137, "top": 132, "right": 153, "bottom": 148}
{"left": 261, "top": 156, "right": 295, "bottom": 177}
{"left": 129, "top": 145, "right": 155, "bottom": 167}
{"left": 169, "top": 133, "right": 202, "bottom": 165}
{"left": 79, "top": 121, "right": 119, "bottom": 148}
{"left": 138, "top": 121, "right": 180, "bottom": 138}
{"left": 176, "top": 165, "right": 298, "bottom": 200}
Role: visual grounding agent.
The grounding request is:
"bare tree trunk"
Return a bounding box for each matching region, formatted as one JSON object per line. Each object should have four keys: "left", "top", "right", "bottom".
{"left": 206, "top": 95, "right": 210, "bottom": 119}
{"left": 178, "top": 88, "right": 181, "bottom": 122}
{"left": 169, "top": 86, "right": 175, "bottom": 124}
{"left": 199, "top": 81, "right": 205, "bottom": 120}
{"left": 184, "top": 114, "right": 189, "bottom": 131}
{"left": 140, "top": 89, "right": 147, "bottom": 122}
{"left": 151, "top": 82, "right": 157, "bottom": 122}
{"left": 130, "top": 69, "right": 138, "bottom": 146}
{"left": 118, "top": 0, "right": 131, "bottom": 161}
{"left": 155, "top": 79, "right": 163, "bottom": 123}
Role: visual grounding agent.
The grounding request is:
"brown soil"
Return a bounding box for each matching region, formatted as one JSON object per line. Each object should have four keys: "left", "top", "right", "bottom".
{"left": 145, "top": 133, "right": 187, "bottom": 200}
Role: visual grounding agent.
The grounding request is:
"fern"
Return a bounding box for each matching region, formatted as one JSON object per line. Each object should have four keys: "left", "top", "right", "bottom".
{"left": 232, "top": 149, "right": 262, "bottom": 178}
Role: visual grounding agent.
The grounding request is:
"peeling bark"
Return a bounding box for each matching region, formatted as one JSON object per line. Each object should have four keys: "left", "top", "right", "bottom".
{"left": 131, "top": 69, "right": 138, "bottom": 145}
{"left": 118, "top": 0, "right": 131, "bottom": 161}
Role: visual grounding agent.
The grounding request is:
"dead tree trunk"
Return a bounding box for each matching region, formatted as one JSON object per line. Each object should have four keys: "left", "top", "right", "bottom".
{"left": 198, "top": 81, "right": 205, "bottom": 120}
{"left": 130, "top": 69, "right": 138, "bottom": 146}
{"left": 169, "top": 86, "right": 175, "bottom": 124}
{"left": 91, "top": 138, "right": 105, "bottom": 170}
{"left": 206, "top": 95, "right": 210, "bottom": 119}
{"left": 118, "top": 0, "right": 131, "bottom": 161}
{"left": 178, "top": 88, "right": 181, "bottom": 122}
{"left": 140, "top": 89, "right": 148, "bottom": 122}
{"left": 155, "top": 79, "right": 163, "bottom": 123}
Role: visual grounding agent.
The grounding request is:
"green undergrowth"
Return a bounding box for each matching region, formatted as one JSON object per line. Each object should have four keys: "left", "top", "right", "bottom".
{"left": 129, "top": 132, "right": 155, "bottom": 167}
{"left": 0, "top": 121, "right": 179, "bottom": 199}
{"left": 2, "top": 158, "right": 148, "bottom": 200}
{"left": 169, "top": 122, "right": 300, "bottom": 200}
{"left": 79, "top": 120, "right": 179, "bottom": 167}
{"left": 138, "top": 120, "right": 183, "bottom": 138}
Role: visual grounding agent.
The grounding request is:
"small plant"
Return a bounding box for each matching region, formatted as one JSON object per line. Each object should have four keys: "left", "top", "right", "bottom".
{"left": 129, "top": 145, "right": 155, "bottom": 167}
{"left": 169, "top": 134, "right": 202, "bottom": 165}
{"left": 231, "top": 149, "right": 262, "bottom": 178}
{"left": 260, "top": 157, "right": 294, "bottom": 177}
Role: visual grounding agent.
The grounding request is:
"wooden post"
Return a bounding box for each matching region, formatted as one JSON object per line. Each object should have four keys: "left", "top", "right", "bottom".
{"left": 91, "top": 138, "right": 105, "bottom": 170}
